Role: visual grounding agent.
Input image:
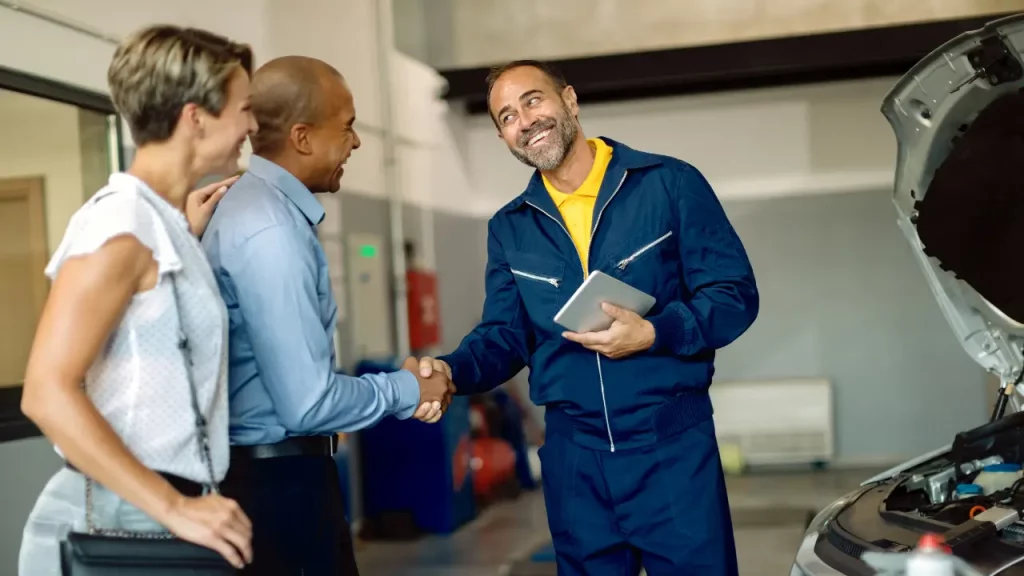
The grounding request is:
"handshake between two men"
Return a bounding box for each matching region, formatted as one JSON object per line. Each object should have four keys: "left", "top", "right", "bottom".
{"left": 404, "top": 356, "right": 455, "bottom": 424}
{"left": 401, "top": 302, "right": 659, "bottom": 424}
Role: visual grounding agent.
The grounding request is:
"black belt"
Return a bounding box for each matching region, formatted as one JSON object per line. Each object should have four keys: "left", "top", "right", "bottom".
{"left": 63, "top": 461, "right": 206, "bottom": 497}
{"left": 230, "top": 436, "right": 335, "bottom": 461}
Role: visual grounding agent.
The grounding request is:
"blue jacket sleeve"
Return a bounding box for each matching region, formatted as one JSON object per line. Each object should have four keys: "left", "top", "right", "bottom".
{"left": 437, "top": 221, "right": 531, "bottom": 395}
{"left": 647, "top": 164, "right": 759, "bottom": 356}
{"left": 224, "top": 225, "right": 421, "bottom": 434}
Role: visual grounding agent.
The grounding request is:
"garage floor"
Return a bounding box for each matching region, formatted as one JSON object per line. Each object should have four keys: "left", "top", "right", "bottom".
{"left": 355, "top": 467, "right": 877, "bottom": 575}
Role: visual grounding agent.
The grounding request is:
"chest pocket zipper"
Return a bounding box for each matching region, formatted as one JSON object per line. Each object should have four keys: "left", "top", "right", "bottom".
{"left": 616, "top": 231, "right": 673, "bottom": 270}
{"left": 511, "top": 268, "right": 561, "bottom": 288}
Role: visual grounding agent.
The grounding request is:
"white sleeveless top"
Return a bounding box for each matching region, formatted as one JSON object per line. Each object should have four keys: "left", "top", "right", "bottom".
{"left": 45, "top": 173, "right": 230, "bottom": 484}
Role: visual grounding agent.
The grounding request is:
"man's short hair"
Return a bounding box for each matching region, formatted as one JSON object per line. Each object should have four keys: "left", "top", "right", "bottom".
{"left": 248, "top": 56, "right": 344, "bottom": 156}
{"left": 485, "top": 60, "right": 568, "bottom": 125}
{"left": 108, "top": 25, "right": 252, "bottom": 146}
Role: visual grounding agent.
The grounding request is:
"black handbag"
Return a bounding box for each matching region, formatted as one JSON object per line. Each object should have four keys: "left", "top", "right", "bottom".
{"left": 59, "top": 271, "right": 237, "bottom": 575}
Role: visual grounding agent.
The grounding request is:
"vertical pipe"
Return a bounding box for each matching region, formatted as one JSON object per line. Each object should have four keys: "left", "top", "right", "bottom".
{"left": 374, "top": 0, "right": 411, "bottom": 361}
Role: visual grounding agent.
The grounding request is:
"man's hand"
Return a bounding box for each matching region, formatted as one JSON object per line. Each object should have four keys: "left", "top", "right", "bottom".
{"left": 402, "top": 357, "right": 454, "bottom": 424}
{"left": 186, "top": 175, "right": 238, "bottom": 237}
{"left": 562, "top": 302, "right": 656, "bottom": 359}
{"left": 418, "top": 357, "right": 452, "bottom": 381}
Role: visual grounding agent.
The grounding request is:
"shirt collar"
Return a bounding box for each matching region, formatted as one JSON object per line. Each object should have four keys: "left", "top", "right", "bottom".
{"left": 246, "top": 155, "right": 325, "bottom": 226}
{"left": 509, "top": 137, "right": 663, "bottom": 215}
{"left": 543, "top": 138, "right": 610, "bottom": 207}
{"left": 546, "top": 185, "right": 592, "bottom": 207}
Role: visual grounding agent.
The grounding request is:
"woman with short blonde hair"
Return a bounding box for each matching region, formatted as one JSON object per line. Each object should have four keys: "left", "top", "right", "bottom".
{"left": 18, "top": 24, "right": 258, "bottom": 574}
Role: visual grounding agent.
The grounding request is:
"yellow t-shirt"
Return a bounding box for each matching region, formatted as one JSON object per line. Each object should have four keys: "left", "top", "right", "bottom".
{"left": 542, "top": 138, "right": 613, "bottom": 275}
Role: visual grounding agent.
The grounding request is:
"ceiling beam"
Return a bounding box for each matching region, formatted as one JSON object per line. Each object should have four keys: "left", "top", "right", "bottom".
{"left": 439, "top": 12, "right": 1020, "bottom": 115}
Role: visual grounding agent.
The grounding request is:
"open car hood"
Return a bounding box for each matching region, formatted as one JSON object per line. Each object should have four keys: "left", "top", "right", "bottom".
{"left": 882, "top": 13, "right": 1024, "bottom": 403}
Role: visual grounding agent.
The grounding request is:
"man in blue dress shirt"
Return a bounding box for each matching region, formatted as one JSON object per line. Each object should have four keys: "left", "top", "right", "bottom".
{"left": 202, "top": 55, "right": 454, "bottom": 575}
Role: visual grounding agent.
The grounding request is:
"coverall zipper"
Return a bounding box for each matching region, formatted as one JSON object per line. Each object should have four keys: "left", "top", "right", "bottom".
{"left": 510, "top": 269, "right": 561, "bottom": 287}
{"left": 524, "top": 169, "right": 629, "bottom": 452}
{"left": 617, "top": 231, "right": 673, "bottom": 270}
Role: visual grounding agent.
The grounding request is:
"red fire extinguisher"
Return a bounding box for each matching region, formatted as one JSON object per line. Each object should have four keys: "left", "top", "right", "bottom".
{"left": 406, "top": 269, "right": 441, "bottom": 351}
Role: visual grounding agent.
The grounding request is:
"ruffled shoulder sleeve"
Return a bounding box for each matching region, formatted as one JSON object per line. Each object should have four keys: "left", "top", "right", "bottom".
{"left": 44, "top": 184, "right": 182, "bottom": 280}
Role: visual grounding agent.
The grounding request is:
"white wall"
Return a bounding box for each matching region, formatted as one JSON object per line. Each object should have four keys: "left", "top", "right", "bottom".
{"left": 0, "top": 0, "right": 269, "bottom": 95}
{"left": 461, "top": 76, "right": 901, "bottom": 216}
{"left": 0, "top": 0, "right": 479, "bottom": 218}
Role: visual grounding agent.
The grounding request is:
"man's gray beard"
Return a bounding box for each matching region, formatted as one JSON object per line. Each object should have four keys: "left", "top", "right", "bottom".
{"left": 511, "top": 116, "right": 577, "bottom": 171}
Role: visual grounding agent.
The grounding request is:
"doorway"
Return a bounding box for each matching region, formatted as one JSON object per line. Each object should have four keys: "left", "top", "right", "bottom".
{"left": 0, "top": 176, "right": 47, "bottom": 388}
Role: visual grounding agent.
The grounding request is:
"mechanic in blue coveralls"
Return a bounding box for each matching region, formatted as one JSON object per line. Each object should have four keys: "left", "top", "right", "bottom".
{"left": 418, "top": 60, "right": 759, "bottom": 576}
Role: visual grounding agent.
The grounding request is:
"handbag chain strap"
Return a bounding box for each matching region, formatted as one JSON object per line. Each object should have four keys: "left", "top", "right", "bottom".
{"left": 84, "top": 270, "right": 219, "bottom": 538}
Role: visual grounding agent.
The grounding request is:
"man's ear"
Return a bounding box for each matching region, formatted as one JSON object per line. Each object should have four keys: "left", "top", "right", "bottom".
{"left": 563, "top": 85, "right": 580, "bottom": 116}
{"left": 290, "top": 124, "right": 313, "bottom": 155}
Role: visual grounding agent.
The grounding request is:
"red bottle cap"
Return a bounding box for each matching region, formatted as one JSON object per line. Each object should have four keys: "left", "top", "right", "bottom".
{"left": 917, "top": 533, "right": 951, "bottom": 553}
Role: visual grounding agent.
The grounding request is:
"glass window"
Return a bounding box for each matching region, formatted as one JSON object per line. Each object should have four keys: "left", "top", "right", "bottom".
{"left": 0, "top": 87, "right": 119, "bottom": 389}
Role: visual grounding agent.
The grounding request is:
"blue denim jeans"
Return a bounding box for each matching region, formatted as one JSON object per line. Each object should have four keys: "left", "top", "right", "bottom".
{"left": 19, "top": 468, "right": 168, "bottom": 575}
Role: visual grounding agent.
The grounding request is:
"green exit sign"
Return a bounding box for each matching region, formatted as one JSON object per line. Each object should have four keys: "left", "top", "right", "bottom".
{"left": 359, "top": 244, "right": 378, "bottom": 258}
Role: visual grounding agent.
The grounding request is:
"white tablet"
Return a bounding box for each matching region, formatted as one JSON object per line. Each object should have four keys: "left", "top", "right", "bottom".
{"left": 553, "top": 270, "right": 656, "bottom": 333}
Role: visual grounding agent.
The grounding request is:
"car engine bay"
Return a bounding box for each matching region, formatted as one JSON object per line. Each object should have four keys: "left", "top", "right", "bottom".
{"left": 817, "top": 413, "right": 1024, "bottom": 574}
{"left": 884, "top": 412, "right": 1024, "bottom": 547}
{"left": 866, "top": 19, "right": 1024, "bottom": 560}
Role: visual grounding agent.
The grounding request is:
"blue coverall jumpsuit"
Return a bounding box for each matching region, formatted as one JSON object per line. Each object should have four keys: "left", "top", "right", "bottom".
{"left": 440, "top": 137, "right": 759, "bottom": 575}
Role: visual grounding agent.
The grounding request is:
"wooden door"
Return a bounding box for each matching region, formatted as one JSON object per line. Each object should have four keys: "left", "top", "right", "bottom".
{"left": 0, "top": 177, "right": 47, "bottom": 388}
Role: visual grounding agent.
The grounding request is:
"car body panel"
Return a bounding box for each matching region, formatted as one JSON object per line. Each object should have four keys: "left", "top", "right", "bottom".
{"left": 859, "top": 444, "right": 953, "bottom": 486}
{"left": 795, "top": 12, "right": 1024, "bottom": 575}
{"left": 881, "top": 13, "right": 1024, "bottom": 392}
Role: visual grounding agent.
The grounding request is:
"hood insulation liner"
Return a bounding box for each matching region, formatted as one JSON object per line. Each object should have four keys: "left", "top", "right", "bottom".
{"left": 916, "top": 89, "right": 1024, "bottom": 324}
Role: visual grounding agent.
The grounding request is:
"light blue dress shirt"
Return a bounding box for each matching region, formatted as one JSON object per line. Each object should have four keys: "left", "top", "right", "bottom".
{"left": 201, "top": 155, "right": 420, "bottom": 446}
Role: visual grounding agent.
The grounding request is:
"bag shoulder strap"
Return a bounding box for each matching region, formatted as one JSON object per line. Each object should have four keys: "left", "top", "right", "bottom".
{"left": 85, "top": 270, "right": 218, "bottom": 537}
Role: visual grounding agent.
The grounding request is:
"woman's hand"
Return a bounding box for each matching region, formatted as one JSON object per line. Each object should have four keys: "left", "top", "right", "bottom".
{"left": 186, "top": 176, "right": 238, "bottom": 238}
{"left": 161, "top": 493, "right": 253, "bottom": 569}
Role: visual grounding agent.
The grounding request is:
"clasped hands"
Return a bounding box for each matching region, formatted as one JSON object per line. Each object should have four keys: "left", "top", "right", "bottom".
{"left": 407, "top": 303, "right": 653, "bottom": 424}
{"left": 404, "top": 356, "right": 455, "bottom": 424}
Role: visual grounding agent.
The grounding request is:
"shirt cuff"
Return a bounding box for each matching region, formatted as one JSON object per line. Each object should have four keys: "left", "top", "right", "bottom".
{"left": 391, "top": 369, "right": 421, "bottom": 420}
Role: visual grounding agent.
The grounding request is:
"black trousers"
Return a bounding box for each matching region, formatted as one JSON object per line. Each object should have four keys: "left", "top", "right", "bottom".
{"left": 221, "top": 454, "right": 360, "bottom": 576}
